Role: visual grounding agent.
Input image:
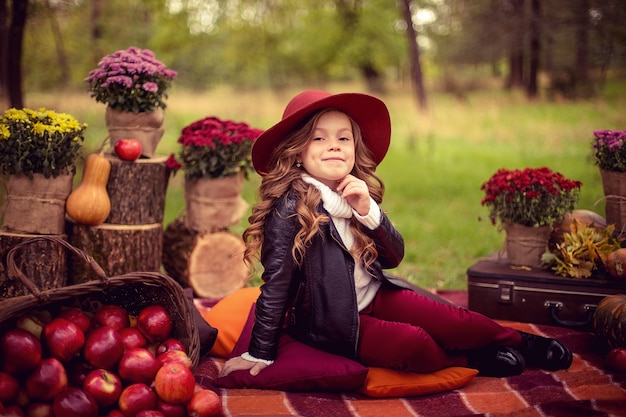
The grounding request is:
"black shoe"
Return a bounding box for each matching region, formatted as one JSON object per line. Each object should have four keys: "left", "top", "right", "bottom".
{"left": 517, "top": 331, "right": 573, "bottom": 371}
{"left": 467, "top": 346, "right": 525, "bottom": 377}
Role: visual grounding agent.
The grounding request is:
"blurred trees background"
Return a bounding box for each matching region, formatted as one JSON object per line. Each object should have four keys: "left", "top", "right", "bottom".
{"left": 1, "top": 0, "right": 625, "bottom": 109}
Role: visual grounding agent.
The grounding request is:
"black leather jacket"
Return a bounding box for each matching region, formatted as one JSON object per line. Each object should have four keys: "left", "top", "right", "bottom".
{"left": 248, "top": 189, "right": 405, "bottom": 361}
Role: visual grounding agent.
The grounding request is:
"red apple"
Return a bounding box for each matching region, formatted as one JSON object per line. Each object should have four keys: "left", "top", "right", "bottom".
{"left": 137, "top": 305, "right": 172, "bottom": 343}
{"left": 43, "top": 317, "right": 85, "bottom": 362}
{"left": 58, "top": 307, "right": 92, "bottom": 333}
{"left": 153, "top": 362, "right": 195, "bottom": 404}
{"left": 119, "top": 327, "right": 148, "bottom": 350}
{"left": 15, "top": 311, "right": 50, "bottom": 340}
{"left": 156, "top": 338, "right": 186, "bottom": 356}
{"left": 117, "top": 347, "right": 161, "bottom": 384}
{"left": 105, "top": 410, "right": 126, "bottom": 417}
{"left": 26, "top": 402, "right": 54, "bottom": 417}
{"left": 156, "top": 350, "right": 192, "bottom": 369}
{"left": 95, "top": 305, "right": 131, "bottom": 330}
{"left": 606, "top": 347, "right": 626, "bottom": 373}
{"left": 83, "top": 368, "right": 123, "bottom": 407}
{"left": 135, "top": 411, "right": 166, "bottom": 417}
{"left": 83, "top": 326, "right": 125, "bottom": 369}
{"left": 52, "top": 387, "right": 98, "bottom": 417}
{"left": 186, "top": 389, "right": 222, "bottom": 417}
{"left": 0, "top": 371, "right": 20, "bottom": 404}
{"left": 118, "top": 383, "right": 157, "bottom": 417}
{"left": 25, "top": 357, "right": 68, "bottom": 401}
{"left": 156, "top": 399, "right": 186, "bottom": 417}
{"left": 114, "top": 139, "right": 143, "bottom": 161}
{"left": 1, "top": 328, "right": 43, "bottom": 374}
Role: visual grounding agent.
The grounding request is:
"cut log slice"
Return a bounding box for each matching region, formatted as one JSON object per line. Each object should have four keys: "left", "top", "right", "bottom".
{"left": 187, "top": 231, "right": 249, "bottom": 299}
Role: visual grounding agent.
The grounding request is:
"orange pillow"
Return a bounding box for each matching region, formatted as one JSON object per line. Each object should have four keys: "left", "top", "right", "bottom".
{"left": 358, "top": 366, "right": 478, "bottom": 398}
{"left": 200, "top": 287, "right": 261, "bottom": 358}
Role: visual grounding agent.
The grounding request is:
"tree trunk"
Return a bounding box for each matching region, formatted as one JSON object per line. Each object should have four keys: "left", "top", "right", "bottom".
{"left": 505, "top": 0, "right": 525, "bottom": 90}
{"left": 45, "top": 0, "right": 70, "bottom": 87}
{"left": 574, "top": 0, "right": 592, "bottom": 96}
{"left": 0, "top": 0, "right": 8, "bottom": 107}
{"left": 6, "top": 0, "right": 27, "bottom": 108}
{"left": 90, "top": 0, "right": 104, "bottom": 66}
{"left": 527, "top": 0, "right": 541, "bottom": 98}
{"left": 400, "top": 0, "right": 427, "bottom": 111}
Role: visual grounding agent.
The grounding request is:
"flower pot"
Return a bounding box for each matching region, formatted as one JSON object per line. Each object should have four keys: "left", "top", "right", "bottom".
{"left": 2, "top": 173, "right": 73, "bottom": 234}
{"left": 184, "top": 172, "right": 249, "bottom": 233}
{"left": 599, "top": 168, "right": 626, "bottom": 237}
{"left": 504, "top": 222, "right": 552, "bottom": 269}
{"left": 105, "top": 107, "right": 165, "bottom": 158}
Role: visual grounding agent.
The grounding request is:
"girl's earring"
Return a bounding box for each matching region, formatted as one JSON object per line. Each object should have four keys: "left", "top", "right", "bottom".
{"left": 296, "top": 161, "right": 302, "bottom": 168}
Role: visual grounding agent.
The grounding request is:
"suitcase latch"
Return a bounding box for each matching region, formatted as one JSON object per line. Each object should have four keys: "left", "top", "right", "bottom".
{"left": 498, "top": 280, "right": 515, "bottom": 304}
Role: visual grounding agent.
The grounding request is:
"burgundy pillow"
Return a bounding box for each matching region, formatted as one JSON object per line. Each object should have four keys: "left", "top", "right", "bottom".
{"left": 215, "top": 304, "right": 368, "bottom": 392}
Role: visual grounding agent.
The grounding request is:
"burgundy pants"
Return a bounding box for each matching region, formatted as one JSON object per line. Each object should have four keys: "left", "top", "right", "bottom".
{"left": 357, "top": 286, "right": 522, "bottom": 373}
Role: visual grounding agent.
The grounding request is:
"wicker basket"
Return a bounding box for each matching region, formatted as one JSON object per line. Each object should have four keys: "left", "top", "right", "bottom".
{"left": 0, "top": 236, "right": 201, "bottom": 368}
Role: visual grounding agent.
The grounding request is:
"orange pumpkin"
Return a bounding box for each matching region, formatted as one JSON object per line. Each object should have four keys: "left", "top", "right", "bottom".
{"left": 606, "top": 249, "right": 626, "bottom": 279}
{"left": 593, "top": 294, "right": 626, "bottom": 349}
{"left": 65, "top": 153, "right": 111, "bottom": 225}
{"left": 550, "top": 209, "right": 607, "bottom": 249}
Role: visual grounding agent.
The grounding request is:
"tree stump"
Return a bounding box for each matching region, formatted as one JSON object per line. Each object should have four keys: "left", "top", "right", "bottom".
{"left": 67, "top": 155, "right": 170, "bottom": 282}
{"left": 105, "top": 154, "right": 170, "bottom": 224}
{"left": 68, "top": 222, "right": 163, "bottom": 284}
{"left": 162, "top": 217, "right": 249, "bottom": 298}
{"left": 0, "top": 231, "right": 67, "bottom": 299}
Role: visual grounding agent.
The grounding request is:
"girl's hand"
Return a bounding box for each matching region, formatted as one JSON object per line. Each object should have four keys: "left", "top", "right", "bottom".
{"left": 337, "top": 175, "right": 370, "bottom": 216}
{"left": 220, "top": 355, "right": 268, "bottom": 377}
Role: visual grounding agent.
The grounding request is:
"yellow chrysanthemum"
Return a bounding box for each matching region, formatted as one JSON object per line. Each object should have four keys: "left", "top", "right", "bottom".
{"left": 0, "top": 107, "right": 86, "bottom": 177}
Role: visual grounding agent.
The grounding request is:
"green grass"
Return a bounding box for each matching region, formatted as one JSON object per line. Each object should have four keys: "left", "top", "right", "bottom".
{"left": 17, "top": 80, "right": 626, "bottom": 290}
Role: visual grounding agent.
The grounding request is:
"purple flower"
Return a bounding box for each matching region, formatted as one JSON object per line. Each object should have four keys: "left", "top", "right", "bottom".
{"left": 592, "top": 130, "right": 626, "bottom": 173}
{"left": 85, "top": 47, "right": 177, "bottom": 113}
{"left": 142, "top": 82, "right": 158, "bottom": 92}
{"left": 102, "top": 75, "right": 134, "bottom": 89}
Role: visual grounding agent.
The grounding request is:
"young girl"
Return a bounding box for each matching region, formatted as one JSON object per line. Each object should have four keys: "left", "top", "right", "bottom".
{"left": 220, "top": 90, "right": 572, "bottom": 379}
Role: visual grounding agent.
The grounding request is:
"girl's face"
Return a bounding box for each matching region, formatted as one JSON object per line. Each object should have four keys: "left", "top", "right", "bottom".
{"left": 300, "top": 111, "right": 355, "bottom": 190}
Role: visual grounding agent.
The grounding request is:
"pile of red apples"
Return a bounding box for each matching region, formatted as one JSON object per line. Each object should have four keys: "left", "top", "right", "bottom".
{"left": 0, "top": 303, "right": 221, "bottom": 417}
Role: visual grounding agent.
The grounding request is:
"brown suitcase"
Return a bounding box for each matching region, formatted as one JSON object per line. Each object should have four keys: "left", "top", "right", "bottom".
{"left": 467, "top": 256, "right": 626, "bottom": 331}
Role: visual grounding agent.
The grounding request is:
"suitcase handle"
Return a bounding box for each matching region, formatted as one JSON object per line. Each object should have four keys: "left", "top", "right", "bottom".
{"left": 544, "top": 301, "right": 596, "bottom": 328}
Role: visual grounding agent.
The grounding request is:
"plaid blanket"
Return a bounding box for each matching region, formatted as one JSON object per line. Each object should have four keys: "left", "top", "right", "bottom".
{"left": 193, "top": 294, "right": 626, "bottom": 417}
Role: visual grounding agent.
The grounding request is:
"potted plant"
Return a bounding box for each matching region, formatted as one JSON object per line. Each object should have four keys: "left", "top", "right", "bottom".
{"left": 84, "top": 46, "right": 178, "bottom": 157}
{"left": 166, "top": 116, "right": 263, "bottom": 232}
{"left": 592, "top": 129, "right": 626, "bottom": 236}
{"left": 0, "top": 107, "right": 87, "bottom": 234}
{"left": 480, "top": 167, "right": 582, "bottom": 268}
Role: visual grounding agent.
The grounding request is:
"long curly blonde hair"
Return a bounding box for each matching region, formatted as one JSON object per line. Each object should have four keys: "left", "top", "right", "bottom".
{"left": 243, "top": 109, "right": 385, "bottom": 272}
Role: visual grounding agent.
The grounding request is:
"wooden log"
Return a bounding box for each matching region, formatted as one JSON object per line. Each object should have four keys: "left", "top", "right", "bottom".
{"left": 162, "top": 217, "right": 198, "bottom": 284}
{"left": 67, "top": 221, "right": 163, "bottom": 284}
{"left": 0, "top": 230, "right": 67, "bottom": 299}
{"left": 162, "top": 217, "right": 249, "bottom": 298}
{"left": 104, "top": 154, "right": 170, "bottom": 225}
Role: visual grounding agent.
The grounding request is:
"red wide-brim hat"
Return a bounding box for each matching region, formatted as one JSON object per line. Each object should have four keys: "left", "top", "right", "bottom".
{"left": 251, "top": 90, "right": 391, "bottom": 176}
